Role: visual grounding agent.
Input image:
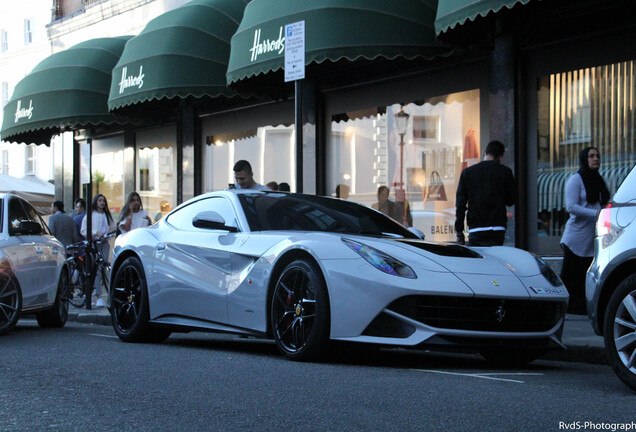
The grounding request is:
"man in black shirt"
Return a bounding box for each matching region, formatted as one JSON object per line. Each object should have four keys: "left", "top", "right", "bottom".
{"left": 455, "top": 140, "right": 515, "bottom": 246}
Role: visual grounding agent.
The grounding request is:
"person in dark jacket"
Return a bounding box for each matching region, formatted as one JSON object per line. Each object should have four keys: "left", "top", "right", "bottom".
{"left": 49, "top": 201, "right": 79, "bottom": 248}
{"left": 454, "top": 140, "right": 515, "bottom": 246}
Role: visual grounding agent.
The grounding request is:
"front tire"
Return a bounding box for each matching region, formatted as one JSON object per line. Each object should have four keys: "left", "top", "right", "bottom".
{"left": 0, "top": 274, "right": 21, "bottom": 335}
{"left": 36, "top": 270, "right": 69, "bottom": 328}
{"left": 603, "top": 274, "right": 636, "bottom": 392}
{"left": 270, "top": 259, "right": 330, "bottom": 361}
{"left": 110, "top": 257, "right": 170, "bottom": 343}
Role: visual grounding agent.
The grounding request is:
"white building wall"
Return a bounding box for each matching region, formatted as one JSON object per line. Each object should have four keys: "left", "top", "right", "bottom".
{"left": 0, "top": 0, "right": 54, "bottom": 180}
{"left": 48, "top": 0, "right": 190, "bottom": 52}
{"left": 1, "top": 0, "right": 189, "bottom": 184}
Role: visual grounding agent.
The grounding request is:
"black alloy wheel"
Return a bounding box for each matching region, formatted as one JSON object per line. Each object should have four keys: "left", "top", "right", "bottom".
{"left": 0, "top": 273, "right": 21, "bottom": 335}
{"left": 111, "top": 257, "right": 170, "bottom": 343}
{"left": 604, "top": 274, "right": 636, "bottom": 392}
{"left": 270, "top": 259, "right": 330, "bottom": 361}
{"left": 36, "top": 270, "right": 69, "bottom": 328}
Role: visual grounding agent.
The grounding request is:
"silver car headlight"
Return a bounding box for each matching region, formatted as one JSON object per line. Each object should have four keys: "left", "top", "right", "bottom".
{"left": 342, "top": 238, "right": 416, "bottom": 279}
{"left": 532, "top": 253, "right": 563, "bottom": 287}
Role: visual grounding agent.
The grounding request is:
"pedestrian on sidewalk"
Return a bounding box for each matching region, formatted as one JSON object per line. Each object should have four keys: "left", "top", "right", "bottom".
{"left": 231, "top": 160, "right": 270, "bottom": 191}
{"left": 73, "top": 198, "right": 86, "bottom": 240}
{"left": 80, "top": 193, "right": 116, "bottom": 308}
{"left": 560, "top": 147, "right": 609, "bottom": 314}
{"left": 454, "top": 140, "right": 516, "bottom": 246}
{"left": 49, "top": 201, "right": 79, "bottom": 248}
{"left": 117, "top": 191, "right": 152, "bottom": 235}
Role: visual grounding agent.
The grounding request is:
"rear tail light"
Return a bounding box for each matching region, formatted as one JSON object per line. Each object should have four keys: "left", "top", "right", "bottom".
{"left": 596, "top": 202, "right": 613, "bottom": 237}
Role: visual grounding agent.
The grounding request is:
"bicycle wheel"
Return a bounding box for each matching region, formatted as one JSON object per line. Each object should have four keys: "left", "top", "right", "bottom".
{"left": 100, "top": 263, "right": 110, "bottom": 296}
{"left": 66, "top": 266, "right": 87, "bottom": 308}
{"left": 83, "top": 253, "right": 95, "bottom": 310}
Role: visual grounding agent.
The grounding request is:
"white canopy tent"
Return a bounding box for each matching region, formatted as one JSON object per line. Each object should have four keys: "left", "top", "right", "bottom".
{"left": 0, "top": 174, "right": 55, "bottom": 215}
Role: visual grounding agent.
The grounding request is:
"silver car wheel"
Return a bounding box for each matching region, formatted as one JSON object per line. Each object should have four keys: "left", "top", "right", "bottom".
{"left": 612, "top": 287, "right": 636, "bottom": 373}
{"left": 604, "top": 275, "right": 636, "bottom": 392}
{"left": 0, "top": 273, "right": 21, "bottom": 335}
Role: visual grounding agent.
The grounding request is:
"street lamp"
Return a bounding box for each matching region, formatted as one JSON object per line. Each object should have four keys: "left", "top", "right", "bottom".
{"left": 394, "top": 107, "right": 409, "bottom": 225}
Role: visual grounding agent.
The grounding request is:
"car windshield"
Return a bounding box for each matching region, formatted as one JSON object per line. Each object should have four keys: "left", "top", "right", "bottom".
{"left": 237, "top": 193, "right": 418, "bottom": 239}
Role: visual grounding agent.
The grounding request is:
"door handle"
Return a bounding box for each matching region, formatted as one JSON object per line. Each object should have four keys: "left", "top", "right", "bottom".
{"left": 35, "top": 247, "right": 43, "bottom": 254}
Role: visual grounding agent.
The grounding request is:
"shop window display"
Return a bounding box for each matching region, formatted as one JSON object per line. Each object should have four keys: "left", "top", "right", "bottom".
{"left": 90, "top": 135, "right": 125, "bottom": 222}
{"left": 537, "top": 61, "right": 636, "bottom": 255}
{"left": 328, "top": 90, "right": 480, "bottom": 243}
{"left": 136, "top": 126, "right": 177, "bottom": 223}
{"left": 203, "top": 124, "right": 295, "bottom": 192}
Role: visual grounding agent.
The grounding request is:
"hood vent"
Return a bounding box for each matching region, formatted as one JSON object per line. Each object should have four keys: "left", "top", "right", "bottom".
{"left": 396, "top": 240, "right": 482, "bottom": 258}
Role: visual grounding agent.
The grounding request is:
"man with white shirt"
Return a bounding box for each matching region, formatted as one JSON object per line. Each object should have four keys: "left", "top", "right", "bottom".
{"left": 232, "top": 160, "right": 270, "bottom": 191}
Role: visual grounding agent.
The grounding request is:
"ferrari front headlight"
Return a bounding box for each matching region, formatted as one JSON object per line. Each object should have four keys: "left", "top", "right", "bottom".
{"left": 342, "top": 238, "right": 416, "bottom": 279}
{"left": 532, "top": 253, "right": 563, "bottom": 287}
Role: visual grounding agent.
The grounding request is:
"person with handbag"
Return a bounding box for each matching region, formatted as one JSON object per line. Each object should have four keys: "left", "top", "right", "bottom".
{"left": 454, "top": 140, "right": 515, "bottom": 246}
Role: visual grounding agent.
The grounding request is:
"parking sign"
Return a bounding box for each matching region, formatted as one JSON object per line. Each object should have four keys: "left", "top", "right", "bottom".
{"left": 284, "top": 21, "right": 305, "bottom": 82}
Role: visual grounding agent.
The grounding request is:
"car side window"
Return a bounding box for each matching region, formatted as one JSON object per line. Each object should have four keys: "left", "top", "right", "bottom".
{"left": 166, "top": 197, "right": 239, "bottom": 232}
{"left": 21, "top": 199, "right": 49, "bottom": 235}
{"left": 8, "top": 197, "right": 29, "bottom": 235}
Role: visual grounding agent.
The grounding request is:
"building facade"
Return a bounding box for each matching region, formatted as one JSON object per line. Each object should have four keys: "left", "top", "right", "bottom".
{"left": 1, "top": 0, "right": 635, "bottom": 261}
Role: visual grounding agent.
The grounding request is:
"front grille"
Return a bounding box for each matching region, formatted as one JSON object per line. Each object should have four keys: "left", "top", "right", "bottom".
{"left": 388, "top": 295, "right": 565, "bottom": 332}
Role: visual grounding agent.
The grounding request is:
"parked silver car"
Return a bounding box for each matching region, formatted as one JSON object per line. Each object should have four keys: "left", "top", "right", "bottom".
{"left": 0, "top": 194, "right": 69, "bottom": 335}
{"left": 586, "top": 165, "right": 636, "bottom": 392}
{"left": 109, "top": 190, "right": 567, "bottom": 364}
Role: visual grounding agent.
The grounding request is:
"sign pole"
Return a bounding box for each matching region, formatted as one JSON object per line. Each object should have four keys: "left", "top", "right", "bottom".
{"left": 80, "top": 138, "right": 93, "bottom": 309}
{"left": 285, "top": 21, "right": 305, "bottom": 193}
{"left": 295, "top": 80, "right": 303, "bottom": 193}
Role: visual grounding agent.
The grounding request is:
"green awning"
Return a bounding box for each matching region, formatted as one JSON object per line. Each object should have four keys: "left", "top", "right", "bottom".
{"left": 108, "top": 0, "right": 249, "bottom": 111}
{"left": 227, "top": 0, "right": 448, "bottom": 86}
{"left": 435, "top": 0, "right": 533, "bottom": 35}
{"left": 1, "top": 37, "right": 134, "bottom": 145}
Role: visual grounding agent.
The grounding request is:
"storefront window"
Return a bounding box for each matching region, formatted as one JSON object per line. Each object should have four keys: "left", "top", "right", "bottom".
{"left": 136, "top": 126, "right": 177, "bottom": 222}
{"left": 537, "top": 61, "right": 636, "bottom": 254}
{"left": 203, "top": 125, "right": 296, "bottom": 192}
{"left": 91, "top": 135, "right": 125, "bottom": 221}
{"left": 328, "top": 90, "right": 480, "bottom": 243}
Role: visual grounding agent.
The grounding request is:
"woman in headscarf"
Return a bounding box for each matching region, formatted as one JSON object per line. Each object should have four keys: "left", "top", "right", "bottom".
{"left": 560, "top": 147, "right": 610, "bottom": 314}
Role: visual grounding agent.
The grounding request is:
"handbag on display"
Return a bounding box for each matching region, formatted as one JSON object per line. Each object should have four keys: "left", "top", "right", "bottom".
{"left": 425, "top": 171, "right": 447, "bottom": 201}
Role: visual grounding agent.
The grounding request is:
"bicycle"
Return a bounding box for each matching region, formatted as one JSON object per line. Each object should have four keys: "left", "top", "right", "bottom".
{"left": 63, "top": 232, "right": 115, "bottom": 309}
{"left": 64, "top": 242, "right": 88, "bottom": 308}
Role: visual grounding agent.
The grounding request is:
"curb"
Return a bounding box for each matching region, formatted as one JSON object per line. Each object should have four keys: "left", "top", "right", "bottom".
{"left": 543, "top": 345, "right": 608, "bottom": 365}
{"left": 68, "top": 309, "right": 111, "bottom": 326}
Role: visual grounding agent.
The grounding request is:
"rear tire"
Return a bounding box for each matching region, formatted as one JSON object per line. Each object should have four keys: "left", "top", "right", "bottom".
{"left": 0, "top": 274, "right": 21, "bottom": 335}
{"left": 603, "top": 274, "right": 636, "bottom": 392}
{"left": 36, "top": 271, "right": 69, "bottom": 328}
{"left": 111, "top": 256, "right": 170, "bottom": 343}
